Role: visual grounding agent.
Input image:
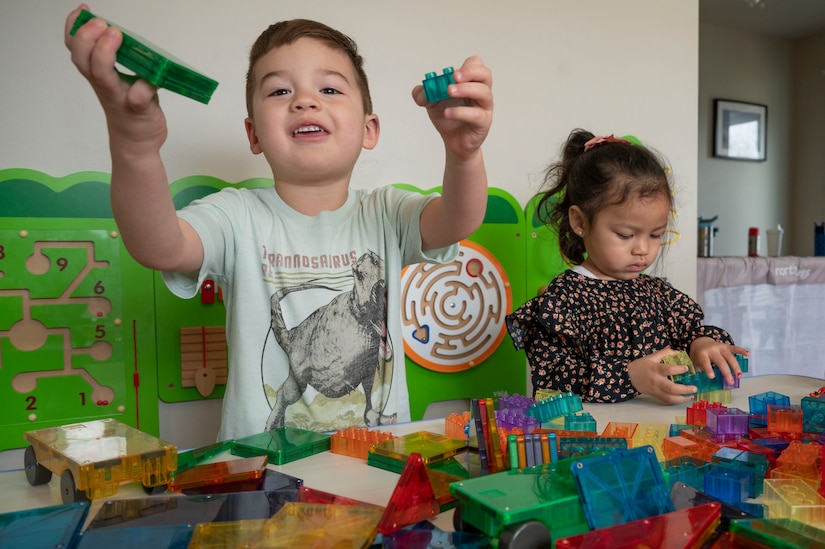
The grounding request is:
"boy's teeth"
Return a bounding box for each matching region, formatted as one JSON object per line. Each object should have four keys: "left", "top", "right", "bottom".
{"left": 295, "top": 126, "right": 322, "bottom": 134}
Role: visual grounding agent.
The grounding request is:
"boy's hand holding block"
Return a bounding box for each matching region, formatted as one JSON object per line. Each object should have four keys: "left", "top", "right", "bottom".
{"left": 70, "top": 9, "right": 218, "bottom": 104}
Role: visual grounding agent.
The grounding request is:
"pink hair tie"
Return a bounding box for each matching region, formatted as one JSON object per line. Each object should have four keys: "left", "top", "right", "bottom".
{"left": 583, "top": 134, "right": 631, "bottom": 152}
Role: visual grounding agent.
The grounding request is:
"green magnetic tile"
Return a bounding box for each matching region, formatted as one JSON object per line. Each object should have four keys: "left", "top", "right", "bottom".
{"left": 70, "top": 9, "right": 218, "bottom": 104}
{"left": 231, "top": 428, "right": 330, "bottom": 465}
{"left": 730, "top": 518, "right": 825, "bottom": 548}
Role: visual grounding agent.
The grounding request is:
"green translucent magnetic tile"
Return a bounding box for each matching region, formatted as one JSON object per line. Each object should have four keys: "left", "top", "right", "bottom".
{"left": 231, "top": 428, "right": 330, "bottom": 465}
{"left": 174, "top": 440, "right": 234, "bottom": 474}
{"left": 367, "top": 451, "right": 406, "bottom": 474}
{"left": 70, "top": 9, "right": 218, "bottom": 104}
{"left": 369, "top": 431, "right": 468, "bottom": 465}
{"left": 188, "top": 503, "right": 383, "bottom": 548}
{"left": 0, "top": 502, "right": 89, "bottom": 549}
{"left": 730, "top": 518, "right": 825, "bottom": 549}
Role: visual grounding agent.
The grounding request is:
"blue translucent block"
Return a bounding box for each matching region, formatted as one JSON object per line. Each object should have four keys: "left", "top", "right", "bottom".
{"left": 662, "top": 456, "right": 713, "bottom": 490}
{"left": 0, "top": 502, "right": 88, "bottom": 549}
{"left": 571, "top": 446, "right": 673, "bottom": 530}
{"left": 755, "top": 436, "right": 791, "bottom": 454}
{"left": 669, "top": 424, "right": 692, "bottom": 437}
{"left": 801, "top": 396, "right": 825, "bottom": 433}
{"left": 526, "top": 392, "right": 583, "bottom": 422}
{"left": 558, "top": 437, "right": 627, "bottom": 460}
{"left": 704, "top": 464, "right": 752, "bottom": 504}
{"left": 707, "top": 407, "right": 750, "bottom": 436}
{"left": 422, "top": 67, "right": 455, "bottom": 103}
{"left": 670, "top": 481, "right": 759, "bottom": 527}
{"left": 711, "top": 448, "right": 769, "bottom": 498}
{"left": 749, "top": 392, "right": 791, "bottom": 428}
{"left": 564, "top": 412, "right": 597, "bottom": 433}
{"left": 672, "top": 369, "right": 727, "bottom": 395}
{"left": 737, "top": 501, "right": 766, "bottom": 518}
{"left": 77, "top": 524, "right": 194, "bottom": 548}
{"left": 736, "top": 353, "right": 749, "bottom": 374}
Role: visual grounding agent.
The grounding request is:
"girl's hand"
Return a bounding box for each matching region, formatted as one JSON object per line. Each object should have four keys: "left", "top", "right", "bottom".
{"left": 411, "top": 56, "right": 493, "bottom": 160}
{"left": 627, "top": 347, "right": 698, "bottom": 404}
{"left": 689, "top": 337, "right": 750, "bottom": 386}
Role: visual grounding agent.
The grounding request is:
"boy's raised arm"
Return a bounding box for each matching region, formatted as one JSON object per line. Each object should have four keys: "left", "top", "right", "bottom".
{"left": 65, "top": 5, "right": 203, "bottom": 272}
{"left": 413, "top": 56, "right": 493, "bottom": 251}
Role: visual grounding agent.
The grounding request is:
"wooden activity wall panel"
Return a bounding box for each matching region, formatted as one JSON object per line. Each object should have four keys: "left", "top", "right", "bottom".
{"left": 0, "top": 169, "right": 566, "bottom": 448}
{"left": 0, "top": 170, "right": 158, "bottom": 451}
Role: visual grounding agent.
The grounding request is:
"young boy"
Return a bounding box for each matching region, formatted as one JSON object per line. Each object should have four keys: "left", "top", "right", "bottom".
{"left": 65, "top": 6, "right": 493, "bottom": 440}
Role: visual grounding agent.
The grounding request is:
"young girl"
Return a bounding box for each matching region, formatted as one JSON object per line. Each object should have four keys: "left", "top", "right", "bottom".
{"left": 507, "top": 129, "right": 748, "bottom": 405}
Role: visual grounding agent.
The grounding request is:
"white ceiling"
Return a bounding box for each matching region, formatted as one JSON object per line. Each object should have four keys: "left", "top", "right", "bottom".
{"left": 700, "top": 0, "right": 825, "bottom": 40}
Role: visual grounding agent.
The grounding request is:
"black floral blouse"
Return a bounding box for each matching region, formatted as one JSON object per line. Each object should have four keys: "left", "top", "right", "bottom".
{"left": 506, "top": 270, "right": 733, "bottom": 402}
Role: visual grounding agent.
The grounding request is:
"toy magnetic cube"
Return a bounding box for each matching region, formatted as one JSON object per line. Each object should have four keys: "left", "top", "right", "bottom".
{"left": 712, "top": 447, "right": 769, "bottom": 498}
{"left": 330, "top": 427, "right": 396, "bottom": 460}
{"left": 775, "top": 440, "right": 821, "bottom": 481}
{"left": 422, "top": 67, "right": 455, "bottom": 103}
{"left": 662, "top": 456, "right": 712, "bottom": 490}
{"left": 707, "top": 407, "right": 750, "bottom": 437}
{"left": 526, "top": 392, "right": 583, "bottom": 422}
{"left": 23, "top": 418, "right": 177, "bottom": 504}
{"left": 749, "top": 391, "right": 791, "bottom": 427}
{"left": 763, "top": 478, "right": 825, "bottom": 526}
{"left": 704, "top": 464, "right": 752, "bottom": 504}
{"left": 802, "top": 396, "right": 825, "bottom": 433}
{"left": 767, "top": 404, "right": 803, "bottom": 437}
{"left": 564, "top": 413, "right": 597, "bottom": 433}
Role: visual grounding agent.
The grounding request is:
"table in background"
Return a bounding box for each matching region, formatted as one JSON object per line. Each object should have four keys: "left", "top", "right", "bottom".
{"left": 697, "top": 256, "right": 825, "bottom": 378}
{"left": 0, "top": 375, "right": 821, "bottom": 532}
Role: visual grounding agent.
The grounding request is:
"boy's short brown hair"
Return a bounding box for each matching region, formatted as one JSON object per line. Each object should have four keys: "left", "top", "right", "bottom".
{"left": 245, "top": 19, "right": 373, "bottom": 119}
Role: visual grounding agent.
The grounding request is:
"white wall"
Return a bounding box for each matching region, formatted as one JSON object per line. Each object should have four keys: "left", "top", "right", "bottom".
{"left": 792, "top": 32, "right": 825, "bottom": 255}
{"left": 1, "top": 0, "right": 700, "bottom": 289}
{"left": 0, "top": 0, "right": 700, "bottom": 448}
{"left": 698, "top": 23, "right": 793, "bottom": 257}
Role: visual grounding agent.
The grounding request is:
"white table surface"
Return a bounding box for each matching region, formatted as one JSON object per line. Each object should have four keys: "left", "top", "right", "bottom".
{"left": 0, "top": 374, "right": 821, "bottom": 532}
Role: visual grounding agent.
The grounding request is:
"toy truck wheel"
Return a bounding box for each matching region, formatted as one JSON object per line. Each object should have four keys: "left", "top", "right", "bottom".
{"left": 498, "top": 520, "right": 552, "bottom": 549}
{"left": 451, "top": 504, "right": 482, "bottom": 534}
{"left": 142, "top": 483, "right": 167, "bottom": 495}
{"left": 60, "top": 470, "right": 90, "bottom": 504}
{"left": 24, "top": 445, "right": 52, "bottom": 486}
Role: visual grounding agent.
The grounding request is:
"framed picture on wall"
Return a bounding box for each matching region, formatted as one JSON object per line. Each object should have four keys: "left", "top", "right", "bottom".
{"left": 713, "top": 99, "right": 767, "bottom": 161}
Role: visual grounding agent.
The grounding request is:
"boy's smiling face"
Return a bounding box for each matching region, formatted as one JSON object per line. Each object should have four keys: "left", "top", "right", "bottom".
{"left": 245, "top": 37, "right": 379, "bottom": 187}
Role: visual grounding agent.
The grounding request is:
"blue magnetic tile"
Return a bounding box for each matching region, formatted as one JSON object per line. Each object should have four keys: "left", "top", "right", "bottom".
{"left": 571, "top": 446, "right": 673, "bottom": 530}
{"left": 77, "top": 524, "right": 194, "bottom": 549}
